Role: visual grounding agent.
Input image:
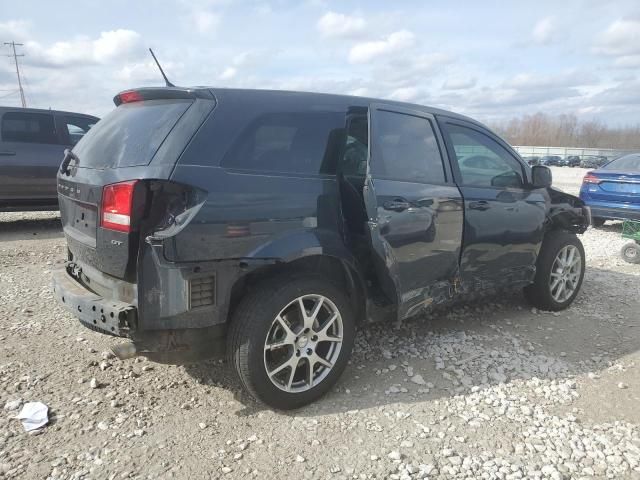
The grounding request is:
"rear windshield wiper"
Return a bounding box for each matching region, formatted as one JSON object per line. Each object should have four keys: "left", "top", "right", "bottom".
{"left": 60, "top": 149, "right": 79, "bottom": 174}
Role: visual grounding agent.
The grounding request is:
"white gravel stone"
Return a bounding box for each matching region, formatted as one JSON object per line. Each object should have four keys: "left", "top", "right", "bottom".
{"left": 3, "top": 399, "right": 22, "bottom": 411}
{"left": 388, "top": 451, "right": 402, "bottom": 461}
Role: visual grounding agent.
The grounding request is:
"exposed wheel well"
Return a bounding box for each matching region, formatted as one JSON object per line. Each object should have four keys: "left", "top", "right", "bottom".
{"left": 227, "top": 255, "right": 366, "bottom": 325}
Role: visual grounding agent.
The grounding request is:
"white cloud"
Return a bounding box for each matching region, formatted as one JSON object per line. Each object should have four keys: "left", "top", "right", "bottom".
{"left": 191, "top": 11, "right": 220, "bottom": 34}
{"left": 613, "top": 55, "right": 640, "bottom": 68}
{"left": 593, "top": 18, "right": 640, "bottom": 68}
{"left": 216, "top": 50, "right": 271, "bottom": 83}
{"left": 532, "top": 17, "right": 557, "bottom": 44}
{"left": 317, "top": 11, "right": 366, "bottom": 38}
{"left": 25, "top": 29, "right": 142, "bottom": 68}
{"left": 348, "top": 87, "right": 369, "bottom": 97}
{"left": 595, "top": 18, "right": 640, "bottom": 56}
{"left": 348, "top": 30, "right": 415, "bottom": 64}
{"left": 443, "top": 77, "right": 476, "bottom": 90}
{"left": 115, "top": 59, "right": 182, "bottom": 85}
{"left": 94, "top": 30, "right": 142, "bottom": 60}
{"left": 504, "top": 70, "right": 596, "bottom": 89}
{"left": 0, "top": 19, "right": 31, "bottom": 41}
{"left": 389, "top": 86, "right": 421, "bottom": 102}
{"left": 219, "top": 66, "right": 237, "bottom": 80}
{"left": 408, "top": 53, "right": 452, "bottom": 74}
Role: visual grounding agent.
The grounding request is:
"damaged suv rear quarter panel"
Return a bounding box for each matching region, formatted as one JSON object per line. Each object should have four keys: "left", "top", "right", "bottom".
{"left": 139, "top": 90, "right": 366, "bottom": 334}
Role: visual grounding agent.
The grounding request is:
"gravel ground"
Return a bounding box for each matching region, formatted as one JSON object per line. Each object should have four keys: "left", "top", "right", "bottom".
{"left": 1, "top": 169, "right": 639, "bottom": 480}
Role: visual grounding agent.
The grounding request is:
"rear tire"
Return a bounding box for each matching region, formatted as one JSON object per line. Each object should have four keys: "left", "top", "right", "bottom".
{"left": 524, "top": 230, "right": 585, "bottom": 311}
{"left": 227, "top": 273, "right": 355, "bottom": 410}
{"left": 621, "top": 242, "right": 640, "bottom": 264}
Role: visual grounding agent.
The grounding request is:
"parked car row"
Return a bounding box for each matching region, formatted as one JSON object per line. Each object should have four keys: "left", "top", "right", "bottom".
{"left": 580, "top": 155, "right": 609, "bottom": 169}
{"left": 523, "top": 154, "right": 611, "bottom": 168}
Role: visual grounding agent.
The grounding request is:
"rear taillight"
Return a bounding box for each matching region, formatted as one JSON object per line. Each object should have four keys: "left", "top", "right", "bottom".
{"left": 101, "top": 180, "right": 138, "bottom": 233}
{"left": 583, "top": 174, "right": 601, "bottom": 184}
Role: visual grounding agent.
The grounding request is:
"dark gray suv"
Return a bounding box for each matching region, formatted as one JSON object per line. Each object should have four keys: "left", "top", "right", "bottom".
{"left": 0, "top": 106, "right": 98, "bottom": 211}
{"left": 52, "top": 87, "right": 590, "bottom": 409}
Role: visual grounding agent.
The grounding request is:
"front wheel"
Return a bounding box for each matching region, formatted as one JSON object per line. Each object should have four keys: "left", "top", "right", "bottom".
{"left": 227, "top": 274, "right": 355, "bottom": 410}
{"left": 524, "top": 230, "right": 586, "bottom": 311}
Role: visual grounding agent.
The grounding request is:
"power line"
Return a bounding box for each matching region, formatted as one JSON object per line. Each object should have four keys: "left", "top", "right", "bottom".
{"left": 0, "top": 90, "right": 19, "bottom": 100}
{"left": 4, "top": 41, "right": 26, "bottom": 107}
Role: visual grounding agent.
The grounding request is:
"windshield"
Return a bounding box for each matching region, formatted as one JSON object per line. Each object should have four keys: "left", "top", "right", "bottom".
{"left": 73, "top": 99, "right": 192, "bottom": 169}
{"left": 603, "top": 154, "right": 640, "bottom": 172}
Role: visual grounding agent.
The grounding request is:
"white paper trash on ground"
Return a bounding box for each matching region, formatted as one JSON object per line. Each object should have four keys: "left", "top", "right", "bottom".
{"left": 16, "top": 402, "right": 49, "bottom": 432}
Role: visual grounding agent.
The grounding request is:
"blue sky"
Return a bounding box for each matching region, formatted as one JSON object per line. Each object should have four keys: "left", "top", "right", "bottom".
{"left": 1, "top": 0, "right": 639, "bottom": 124}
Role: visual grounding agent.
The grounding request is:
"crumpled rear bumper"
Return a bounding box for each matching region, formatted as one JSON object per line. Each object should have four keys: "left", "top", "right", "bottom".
{"left": 51, "top": 266, "right": 226, "bottom": 363}
{"left": 51, "top": 267, "right": 137, "bottom": 337}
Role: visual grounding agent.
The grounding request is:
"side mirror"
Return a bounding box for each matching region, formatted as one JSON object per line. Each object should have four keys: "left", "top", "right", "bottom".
{"left": 491, "top": 171, "right": 522, "bottom": 188}
{"left": 531, "top": 165, "right": 552, "bottom": 188}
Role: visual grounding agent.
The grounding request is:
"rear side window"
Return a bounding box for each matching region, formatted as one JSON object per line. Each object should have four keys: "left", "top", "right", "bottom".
{"left": 61, "top": 115, "right": 96, "bottom": 146}
{"left": 221, "top": 112, "right": 346, "bottom": 175}
{"left": 372, "top": 110, "right": 445, "bottom": 183}
{"left": 72, "top": 99, "right": 191, "bottom": 169}
{"left": 1, "top": 112, "right": 57, "bottom": 144}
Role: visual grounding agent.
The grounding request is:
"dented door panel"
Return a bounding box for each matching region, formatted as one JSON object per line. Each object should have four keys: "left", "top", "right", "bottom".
{"left": 364, "top": 105, "right": 464, "bottom": 319}
{"left": 457, "top": 185, "right": 546, "bottom": 290}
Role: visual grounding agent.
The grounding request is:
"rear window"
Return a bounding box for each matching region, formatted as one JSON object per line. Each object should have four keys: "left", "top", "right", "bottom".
{"left": 1, "top": 112, "right": 57, "bottom": 144}
{"left": 603, "top": 154, "right": 640, "bottom": 171}
{"left": 72, "top": 99, "right": 191, "bottom": 169}
{"left": 221, "top": 111, "right": 346, "bottom": 175}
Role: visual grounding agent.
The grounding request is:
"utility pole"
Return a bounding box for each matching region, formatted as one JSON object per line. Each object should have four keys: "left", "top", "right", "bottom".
{"left": 4, "top": 41, "right": 26, "bottom": 107}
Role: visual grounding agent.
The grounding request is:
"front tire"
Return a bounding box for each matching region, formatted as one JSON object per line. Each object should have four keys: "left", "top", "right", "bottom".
{"left": 227, "top": 274, "right": 356, "bottom": 410}
{"left": 524, "top": 230, "right": 585, "bottom": 311}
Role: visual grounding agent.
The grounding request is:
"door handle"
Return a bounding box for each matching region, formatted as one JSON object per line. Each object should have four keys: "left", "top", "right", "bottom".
{"left": 0, "top": 151, "right": 16, "bottom": 156}
{"left": 468, "top": 200, "right": 490, "bottom": 211}
{"left": 383, "top": 199, "right": 411, "bottom": 212}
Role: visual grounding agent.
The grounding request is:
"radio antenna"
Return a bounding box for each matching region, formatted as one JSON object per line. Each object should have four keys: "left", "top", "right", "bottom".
{"left": 148, "top": 48, "right": 175, "bottom": 87}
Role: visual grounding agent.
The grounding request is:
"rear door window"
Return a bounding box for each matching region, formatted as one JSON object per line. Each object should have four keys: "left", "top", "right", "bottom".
{"left": 221, "top": 111, "right": 346, "bottom": 175}
{"left": 72, "top": 99, "right": 192, "bottom": 169}
{"left": 1, "top": 112, "right": 57, "bottom": 144}
{"left": 371, "top": 110, "right": 446, "bottom": 183}
{"left": 339, "top": 112, "right": 368, "bottom": 176}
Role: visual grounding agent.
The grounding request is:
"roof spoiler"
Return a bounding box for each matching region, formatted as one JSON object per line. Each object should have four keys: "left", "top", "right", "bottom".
{"left": 113, "top": 87, "right": 215, "bottom": 106}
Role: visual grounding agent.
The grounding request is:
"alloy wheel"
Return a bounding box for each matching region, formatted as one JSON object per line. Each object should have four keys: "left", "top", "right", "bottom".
{"left": 263, "top": 294, "right": 343, "bottom": 393}
{"left": 549, "top": 245, "right": 582, "bottom": 303}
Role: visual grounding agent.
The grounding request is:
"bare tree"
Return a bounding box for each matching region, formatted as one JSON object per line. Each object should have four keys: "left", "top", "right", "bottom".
{"left": 490, "top": 113, "right": 640, "bottom": 149}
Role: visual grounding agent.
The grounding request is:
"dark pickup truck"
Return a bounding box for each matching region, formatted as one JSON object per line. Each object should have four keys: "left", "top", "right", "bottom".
{"left": 0, "top": 106, "right": 98, "bottom": 211}
{"left": 52, "top": 87, "right": 590, "bottom": 409}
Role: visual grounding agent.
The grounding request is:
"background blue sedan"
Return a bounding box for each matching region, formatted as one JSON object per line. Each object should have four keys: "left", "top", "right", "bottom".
{"left": 580, "top": 153, "right": 640, "bottom": 227}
